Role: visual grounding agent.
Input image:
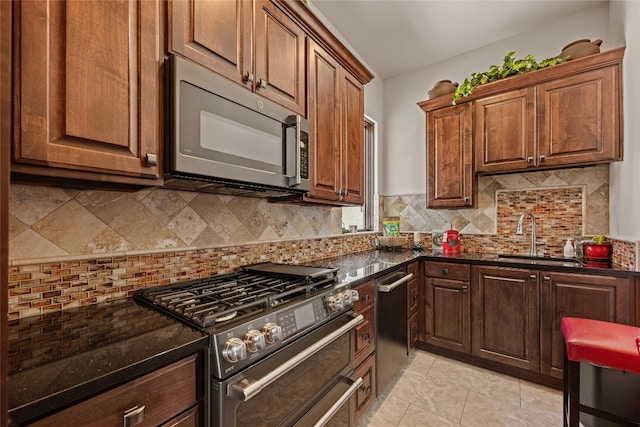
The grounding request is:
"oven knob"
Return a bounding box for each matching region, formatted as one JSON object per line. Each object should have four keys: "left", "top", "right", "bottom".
{"left": 244, "top": 330, "right": 266, "bottom": 353}
{"left": 262, "top": 323, "right": 283, "bottom": 344}
{"left": 341, "top": 291, "right": 352, "bottom": 306}
{"left": 222, "top": 337, "right": 247, "bottom": 363}
{"left": 326, "top": 294, "right": 344, "bottom": 312}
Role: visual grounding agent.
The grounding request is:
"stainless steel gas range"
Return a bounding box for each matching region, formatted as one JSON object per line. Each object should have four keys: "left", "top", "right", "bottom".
{"left": 135, "top": 262, "right": 363, "bottom": 427}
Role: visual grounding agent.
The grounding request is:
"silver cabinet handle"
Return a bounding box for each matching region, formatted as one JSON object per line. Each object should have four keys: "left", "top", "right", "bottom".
{"left": 244, "top": 71, "right": 254, "bottom": 83}
{"left": 313, "top": 376, "right": 363, "bottom": 427}
{"left": 258, "top": 78, "right": 267, "bottom": 89}
{"left": 123, "top": 405, "right": 145, "bottom": 427}
{"left": 378, "top": 273, "right": 414, "bottom": 293}
{"left": 527, "top": 156, "right": 534, "bottom": 163}
{"left": 462, "top": 283, "right": 469, "bottom": 293}
{"left": 227, "top": 314, "right": 364, "bottom": 401}
{"left": 145, "top": 153, "right": 157, "bottom": 166}
{"left": 539, "top": 155, "right": 546, "bottom": 162}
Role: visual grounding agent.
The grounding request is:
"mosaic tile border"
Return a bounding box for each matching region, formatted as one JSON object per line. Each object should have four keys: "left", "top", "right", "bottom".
{"left": 8, "top": 234, "right": 378, "bottom": 320}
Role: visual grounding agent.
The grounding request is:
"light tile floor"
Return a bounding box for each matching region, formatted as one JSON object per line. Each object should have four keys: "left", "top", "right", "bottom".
{"left": 358, "top": 350, "right": 563, "bottom": 427}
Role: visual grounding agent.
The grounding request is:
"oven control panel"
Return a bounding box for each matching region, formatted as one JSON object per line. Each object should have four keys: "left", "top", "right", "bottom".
{"left": 211, "top": 287, "right": 358, "bottom": 379}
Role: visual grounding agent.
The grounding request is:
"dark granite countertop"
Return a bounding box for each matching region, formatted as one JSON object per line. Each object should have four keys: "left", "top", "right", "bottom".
{"left": 8, "top": 249, "right": 638, "bottom": 424}
{"left": 309, "top": 249, "right": 640, "bottom": 281}
{"left": 7, "top": 298, "right": 208, "bottom": 426}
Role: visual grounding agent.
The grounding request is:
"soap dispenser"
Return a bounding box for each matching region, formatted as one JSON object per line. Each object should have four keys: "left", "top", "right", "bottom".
{"left": 563, "top": 238, "right": 575, "bottom": 258}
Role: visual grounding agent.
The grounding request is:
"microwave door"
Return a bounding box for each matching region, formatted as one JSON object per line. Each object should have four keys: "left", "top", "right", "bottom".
{"left": 175, "top": 80, "right": 289, "bottom": 188}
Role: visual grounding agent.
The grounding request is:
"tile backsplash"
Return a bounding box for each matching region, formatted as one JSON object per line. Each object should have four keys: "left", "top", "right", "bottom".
{"left": 381, "top": 164, "right": 609, "bottom": 238}
{"left": 9, "top": 185, "right": 341, "bottom": 262}
{"left": 6, "top": 163, "right": 638, "bottom": 319}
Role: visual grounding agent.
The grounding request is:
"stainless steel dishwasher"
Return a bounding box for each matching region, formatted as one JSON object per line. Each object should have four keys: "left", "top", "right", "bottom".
{"left": 376, "top": 267, "right": 414, "bottom": 394}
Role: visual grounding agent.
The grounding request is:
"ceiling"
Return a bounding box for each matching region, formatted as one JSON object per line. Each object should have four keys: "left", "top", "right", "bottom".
{"left": 310, "top": 0, "right": 607, "bottom": 80}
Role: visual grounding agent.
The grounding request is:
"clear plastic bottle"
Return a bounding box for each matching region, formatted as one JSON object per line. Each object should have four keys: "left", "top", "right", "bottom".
{"left": 574, "top": 231, "right": 583, "bottom": 259}
{"left": 563, "top": 238, "right": 575, "bottom": 259}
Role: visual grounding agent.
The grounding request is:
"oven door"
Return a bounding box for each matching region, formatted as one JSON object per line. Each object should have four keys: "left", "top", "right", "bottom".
{"left": 213, "top": 312, "right": 363, "bottom": 427}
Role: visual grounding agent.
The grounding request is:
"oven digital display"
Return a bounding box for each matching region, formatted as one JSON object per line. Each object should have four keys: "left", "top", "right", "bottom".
{"left": 294, "top": 304, "right": 316, "bottom": 330}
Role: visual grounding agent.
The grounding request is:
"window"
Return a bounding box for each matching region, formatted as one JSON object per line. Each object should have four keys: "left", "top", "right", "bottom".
{"left": 342, "top": 116, "right": 376, "bottom": 231}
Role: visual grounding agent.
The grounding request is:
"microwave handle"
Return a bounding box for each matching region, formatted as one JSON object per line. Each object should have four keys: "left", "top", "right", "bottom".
{"left": 285, "top": 115, "right": 302, "bottom": 187}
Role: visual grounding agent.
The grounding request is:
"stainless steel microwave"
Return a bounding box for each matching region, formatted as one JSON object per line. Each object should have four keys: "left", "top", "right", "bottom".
{"left": 164, "top": 55, "right": 310, "bottom": 196}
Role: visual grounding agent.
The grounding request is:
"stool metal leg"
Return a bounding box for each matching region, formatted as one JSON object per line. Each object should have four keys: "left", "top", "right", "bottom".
{"left": 564, "top": 342, "right": 580, "bottom": 427}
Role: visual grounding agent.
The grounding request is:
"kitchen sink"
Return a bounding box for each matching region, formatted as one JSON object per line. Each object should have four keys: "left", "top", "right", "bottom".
{"left": 497, "top": 254, "right": 584, "bottom": 267}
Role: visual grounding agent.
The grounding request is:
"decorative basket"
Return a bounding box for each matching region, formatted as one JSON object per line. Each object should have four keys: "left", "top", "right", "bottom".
{"left": 378, "top": 236, "right": 407, "bottom": 248}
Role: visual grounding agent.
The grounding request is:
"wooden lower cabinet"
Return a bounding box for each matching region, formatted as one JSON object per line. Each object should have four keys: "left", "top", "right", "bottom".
{"left": 420, "top": 260, "right": 637, "bottom": 386}
{"left": 353, "top": 353, "right": 376, "bottom": 423}
{"left": 471, "top": 266, "right": 539, "bottom": 371}
{"left": 407, "top": 261, "right": 420, "bottom": 351}
{"left": 28, "top": 355, "right": 202, "bottom": 427}
{"left": 540, "top": 272, "right": 635, "bottom": 379}
{"left": 423, "top": 262, "right": 471, "bottom": 354}
{"left": 352, "top": 279, "right": 376, "bottom": 425}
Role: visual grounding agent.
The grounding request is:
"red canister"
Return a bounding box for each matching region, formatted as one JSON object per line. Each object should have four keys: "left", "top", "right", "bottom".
{"left": 442, "top": 228, "right": 460, "bottom": 254}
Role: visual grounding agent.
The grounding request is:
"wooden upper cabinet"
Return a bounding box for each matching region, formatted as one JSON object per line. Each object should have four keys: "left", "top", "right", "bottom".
{"left": 13, "top": 0, "right": 163, "bottom": 183}
{"left": 254, "top": 1, "right": 306, "bottom": 115}
{"left": 306, "top": 39, "right": 364, "bottom": 205}
{"left": 340, "top": 70, "right": 365, "bottom": 205}
{"left": 472, "top": 49, "right": 623, "bottom": 174}
{"left": 537, "top": 67, "right": 621, "bottom": 167}
{"left": 169, "top": 0, "right": 252, "bottom": 86}
{"left": 170, "top": 0, "right": 306, "bottom": 115}
{"left": 307, "top": 39, "right": 341, "bottom": 201}
{"left": 474, "top": 88, "right": 535, "bottom": 173}
{"left": 423, "top": 102, "right": 474, "bottom": 208}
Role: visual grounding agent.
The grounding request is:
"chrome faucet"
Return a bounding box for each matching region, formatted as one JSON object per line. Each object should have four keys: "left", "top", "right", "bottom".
{"left": 516, "top": 211, "right": 538, "bottom": 257}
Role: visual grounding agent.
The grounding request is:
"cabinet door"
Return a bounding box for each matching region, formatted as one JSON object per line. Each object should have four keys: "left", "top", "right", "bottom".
{"left": 537, "top": 66, "right": 621, "bottom": 167}
{"left": 540, "top": 272, "right": 634, "bottom": 378}
{"left": 353, "top": 353, "right": 376, "bottom": 425}
{"left": 254, "top": 1, "right": 306, "bottom": 115}
{"left": 424, "top": 277, "right": 471, "bottom": 353}
{"left": 354, "top": 302, "right": 375, "bottom": 366}
{"left": 170, "top": 0, "right": 252, "bottom": 87}
{"left": 472, "top": 266, "right": 539, "bottom": 371}
{"left": 426, "top": 103, "right": 473, "bottom": 208}
{"left": 474, "top": 88, "right": 536, "bottom": 173}
{"left": 307, "top": 39, "right": 341, "bottom": 201}
{"left": 15, "top": 0, "right": 162, "bottom": 181}
{"left": 339, "top": 70, "right": 365, "bottom": 205}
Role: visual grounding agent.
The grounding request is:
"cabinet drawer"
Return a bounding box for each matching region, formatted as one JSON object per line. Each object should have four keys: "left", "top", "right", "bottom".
{"left": 354, "top": 303, "right": 375, "bottom": 366}
{"left": 353, "top": 280, "right": 374, "bottom": 312}
{"left": 29, "top": 355, "right": 200, "bottom": 427}
{"left": 424, "top": 261, "right": 470, "bottom": 281}
{"left": 353, "top": 353, "right": 376, "bottom": 424}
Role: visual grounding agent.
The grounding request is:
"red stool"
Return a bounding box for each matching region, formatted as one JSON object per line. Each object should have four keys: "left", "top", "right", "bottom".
{"left": 562, "top": 317, "right": 640, "bottom": 427}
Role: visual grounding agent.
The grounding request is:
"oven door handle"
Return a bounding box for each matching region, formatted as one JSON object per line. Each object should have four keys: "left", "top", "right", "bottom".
{"left": 227, "top": 313, "right": 364, "bottom": 401}
{"left": 378, "top": 272, "right": 413, "bottom": 293}
{"left": 312, "top": 376, "right": 363, "bottom": 427}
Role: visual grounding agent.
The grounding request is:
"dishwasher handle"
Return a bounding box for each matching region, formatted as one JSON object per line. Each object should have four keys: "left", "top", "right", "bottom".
{"left": 378, "top": 272, "right": 413, "bottom": 293}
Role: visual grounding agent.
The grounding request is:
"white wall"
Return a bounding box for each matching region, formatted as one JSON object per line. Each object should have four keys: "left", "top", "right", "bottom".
{"left": 381, "top": 3, "right": 610, "bottom": 196}
{"left": 608, "top": 1, "right": 640, "bottom": 241}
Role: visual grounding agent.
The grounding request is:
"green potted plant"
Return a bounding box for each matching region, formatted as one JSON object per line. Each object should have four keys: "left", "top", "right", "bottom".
{"left": 452, "top": 52, "right": 565, "bottom": 104}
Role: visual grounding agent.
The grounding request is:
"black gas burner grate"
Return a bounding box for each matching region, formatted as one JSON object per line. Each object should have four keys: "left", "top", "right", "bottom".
{"left": 135, "top": 264, "right": 339, "bottom": 329}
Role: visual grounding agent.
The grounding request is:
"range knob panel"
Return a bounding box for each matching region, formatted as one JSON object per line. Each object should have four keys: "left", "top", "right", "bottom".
{"left": 222, "top": 337, "right": 247, "bottom": 363}
{"left": 262, "top": 322, "right": 283, "bottom": 344}
{"left": 244, "top": 329, "right": 266, "bottom": 353}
